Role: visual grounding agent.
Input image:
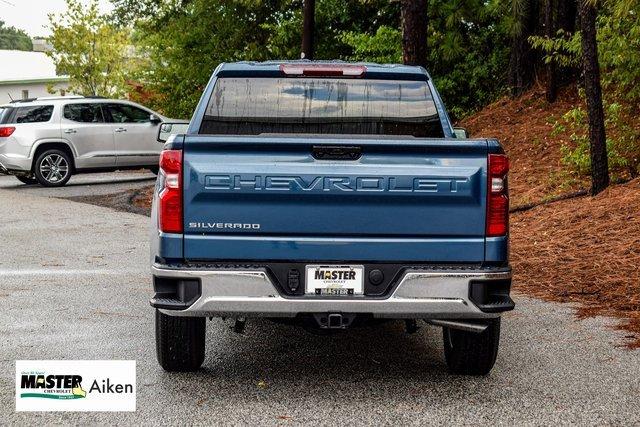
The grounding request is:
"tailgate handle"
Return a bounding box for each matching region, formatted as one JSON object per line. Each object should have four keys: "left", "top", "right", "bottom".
{"left": 312, "top": 145, "right": 362, "bottom": 160}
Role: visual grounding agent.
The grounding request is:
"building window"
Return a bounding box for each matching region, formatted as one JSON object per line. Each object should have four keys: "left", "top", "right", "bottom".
{"left": 21, "top": 90, "right": 29, "bottom": 100}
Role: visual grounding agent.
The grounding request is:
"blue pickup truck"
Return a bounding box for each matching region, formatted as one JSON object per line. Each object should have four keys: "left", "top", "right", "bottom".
{"left": 150, "top": 61, "right": 514, "bottom": 375}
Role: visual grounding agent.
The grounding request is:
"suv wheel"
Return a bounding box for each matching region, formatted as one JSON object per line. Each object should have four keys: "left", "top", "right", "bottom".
{"left": 34, "top": 149, "right": 72, "bottom": 187}
{"left": 15, "top": 175, "right": 38, "bottom": 185}
{"left": 442, "top": 318, "right": 500, "bottom": 375}
{"left": 155, "top": 309, "right": 205, "bottom": 371}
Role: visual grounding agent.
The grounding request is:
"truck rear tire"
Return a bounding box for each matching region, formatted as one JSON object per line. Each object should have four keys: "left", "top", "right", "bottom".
{"left": 442, "top": 318, "right": 500, "bottom": 375}
{"left": 155, "top": 310, "right": 205, "bottom": 371}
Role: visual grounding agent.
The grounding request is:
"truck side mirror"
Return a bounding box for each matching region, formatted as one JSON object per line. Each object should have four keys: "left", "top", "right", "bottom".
{"left": 157, "top": 122, "right": 190, "bottom": 143}
{"left": 149, "top": 114, "right": 162, "bottom": 124}
{"left": 453, "top": 127, "right": 469, "bottom": 139}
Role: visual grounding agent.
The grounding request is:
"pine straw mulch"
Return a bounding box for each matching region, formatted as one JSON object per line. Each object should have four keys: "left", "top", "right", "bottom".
{"left": 66, "top": 189, "right": 151, "bottom": 216}
{"left": 510, "top": 178, "right": 640, "bottom": 348}
{"left": 131, "top": 185, "right": 154, "bottom": 213}
{"left": 460, "top": 85, "right": 588, "bottom": 208}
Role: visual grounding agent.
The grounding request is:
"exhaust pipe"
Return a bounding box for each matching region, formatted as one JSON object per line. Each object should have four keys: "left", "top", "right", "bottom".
{"left": 426, "top": 319, "right": 489, "bottom": 334}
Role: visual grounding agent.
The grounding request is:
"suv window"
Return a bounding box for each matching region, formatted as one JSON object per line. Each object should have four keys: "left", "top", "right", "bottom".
{"left": 9, "top": 105, "right": 54, "bottom": 124}
{"left": 0, "top": 107, "right": 12, "bottom": 124}
{"left": 64, "top": 104, "right": 104, "bottom": 123}
{"left": 201, "top": 77, "right": 444, "bottom": 137}
{"left": 105, "top": 104, "right": 150, "bottom": 123}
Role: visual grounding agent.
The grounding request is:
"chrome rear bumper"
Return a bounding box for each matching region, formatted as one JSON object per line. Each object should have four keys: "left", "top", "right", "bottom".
{"left": 152, "top": 264, "right": 512, "bottom": 319}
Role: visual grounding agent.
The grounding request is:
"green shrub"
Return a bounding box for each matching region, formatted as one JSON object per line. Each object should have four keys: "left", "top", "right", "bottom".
{"left": 555, "top": 102, "right": 640, "bottom": 179}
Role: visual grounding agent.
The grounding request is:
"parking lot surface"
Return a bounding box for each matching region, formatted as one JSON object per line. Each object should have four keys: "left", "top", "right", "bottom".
{"left": 0, "top": 171, "right": 155, "bottom": 198}
{"left": 1, "top": 187, "right": 639, "bottom": 425}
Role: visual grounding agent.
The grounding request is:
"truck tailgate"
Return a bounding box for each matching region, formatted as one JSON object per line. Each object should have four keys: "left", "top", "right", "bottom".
{"left": 182, "top": 136, "right": 488, "bottom": 262}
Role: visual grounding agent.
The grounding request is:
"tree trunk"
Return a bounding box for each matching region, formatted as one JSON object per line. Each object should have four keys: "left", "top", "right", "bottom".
{"left": 545, "top": 0, "right": 557, "bottom": 102}
{"left": 556, "top": 0, "right": 578, "bottom": 86}
{"left": 401, "top": 0, "right": 428, "bottom": 69}
{"left": 509, "top": 0, "right": 538, "bottom": 97}
{"left": 559, "top": 0, "right": 577, "bottom": 34}
{"left": 578, "top": 0, "right": 609, "bottom": 195}
{"left": 301, "top": 0, "right": 315, "bottom": 60}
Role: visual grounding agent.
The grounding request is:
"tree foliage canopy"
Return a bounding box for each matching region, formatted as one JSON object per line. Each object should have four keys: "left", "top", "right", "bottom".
{"left": 47, "top": 0, "right": 132, "bottom": 97}
{"left": 0, "top": 21, "right": 32, "bottom": 51}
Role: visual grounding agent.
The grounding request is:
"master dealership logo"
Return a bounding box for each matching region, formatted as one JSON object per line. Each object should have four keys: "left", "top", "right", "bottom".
{"left": 20, "top": 372, "right": 87, "bottom": 400}
{"left": 16, "top": 360, "right": 136, "bottom": 411}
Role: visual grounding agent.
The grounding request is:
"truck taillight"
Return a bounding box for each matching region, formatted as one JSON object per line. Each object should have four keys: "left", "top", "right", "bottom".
{"left": 486, "top": 154, "right": 509, "bottom": 237}
{"left": 158, "top": 149, "right": 183, "bottom": 234}
{"left": 0, "top": 127, "right": 15, "bottom": 137}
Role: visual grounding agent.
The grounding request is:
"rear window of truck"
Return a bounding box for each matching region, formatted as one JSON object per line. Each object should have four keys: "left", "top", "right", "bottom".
{"left": 201, "top": 78, "right": 444, "bottom": 137}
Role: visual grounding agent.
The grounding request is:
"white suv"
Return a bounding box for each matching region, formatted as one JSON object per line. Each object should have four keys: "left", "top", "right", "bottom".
{"left": 0, "top": 96, "right": 171, "bottom": 187}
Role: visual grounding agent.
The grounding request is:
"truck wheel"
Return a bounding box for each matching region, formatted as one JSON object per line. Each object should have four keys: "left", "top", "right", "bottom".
{"left": 442, "top": 318, "right": 500, "bottom": 375}
{"left": 155, "top": 310, "right": 205, "bottom": 371}
{"left": 15, "top": 175, "right": 38, "bottom": 185}
{"left": 34, "top": 149, "right": 72, "bottom": 187}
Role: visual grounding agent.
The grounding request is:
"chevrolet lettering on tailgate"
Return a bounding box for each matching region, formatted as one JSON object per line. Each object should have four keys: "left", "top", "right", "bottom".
{"left": 204, "top": 174, "right": 471, "bottom": 193}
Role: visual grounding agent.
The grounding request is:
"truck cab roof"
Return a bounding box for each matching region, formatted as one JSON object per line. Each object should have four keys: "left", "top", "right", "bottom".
{"left": 215, "top": 60, "right": 431, "bottom": 80}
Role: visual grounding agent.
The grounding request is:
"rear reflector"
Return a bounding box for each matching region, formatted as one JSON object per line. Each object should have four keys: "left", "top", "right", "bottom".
{"left": 0, "top": 127, "right": 16, "bottom": 137}
{"left": 486, "top": 154, "right": 509, "bottom": 237}
{"left": 280, "top": 64, "right": 366, "bottom": 77}
{"left": 158, "top": 150, "right": 183, "bottom": 233}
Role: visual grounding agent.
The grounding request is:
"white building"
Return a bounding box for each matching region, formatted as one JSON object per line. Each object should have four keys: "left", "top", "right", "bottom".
{"left": 31, "top": 38, "right": 53, "bottom": 53}
{"left": 0, "top": 50, "right": 70, "bottom": 104}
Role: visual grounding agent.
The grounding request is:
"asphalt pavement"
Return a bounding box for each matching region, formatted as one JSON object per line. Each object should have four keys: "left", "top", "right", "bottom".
{"left": 1, "top": 186, "right": 639, "bottom": 425}
{"left": 0, "top": 170, "right": 155, "bottom": 198}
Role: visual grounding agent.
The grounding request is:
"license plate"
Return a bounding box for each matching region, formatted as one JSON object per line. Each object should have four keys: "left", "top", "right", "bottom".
{"left": 305, "top": 265, "right": 364, "bottom": 296}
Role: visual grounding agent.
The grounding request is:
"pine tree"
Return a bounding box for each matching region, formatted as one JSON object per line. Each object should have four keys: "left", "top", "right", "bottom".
{"left": 544, "top": 0, "right": 558, "bottom": 102}
{"left": 401, "top": 0, "right": 428, "bottom": 69}
{"left": 509, "top": 0, "right": 539, "bottom": 97}
{"left": 578, "top": 0, "right": 609, "bottom": 194}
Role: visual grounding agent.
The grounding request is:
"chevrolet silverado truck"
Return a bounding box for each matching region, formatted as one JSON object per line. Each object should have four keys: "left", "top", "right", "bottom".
{"left": 150, "top": 61, "right": 514, "bottom": 375}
